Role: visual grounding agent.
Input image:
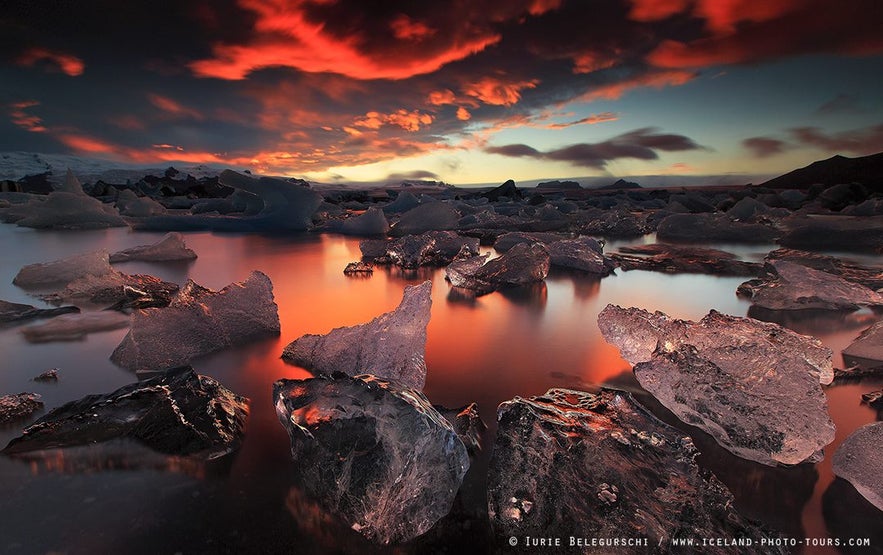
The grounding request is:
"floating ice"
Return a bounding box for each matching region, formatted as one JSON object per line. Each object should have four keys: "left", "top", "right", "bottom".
{"left": 599, "top": 305, "right": 836, "bottom": 465}
{"left": 111, "top": 271, "right": 280, "bottom": 373}
{"left": 273, "top": 373, "right": 468, "bottom": 544}
{"left": 832, "top": 422, "right": 883, "bottom": 511}
{"left": 3, "top": 366, "right": 248, "bottom": 459}
{"left": 445, "top": 242, "right": 549, "bottom": 295}
{"left": 21, "top": 311, "right": 130, "bottom": 342}
{"left": 488, "top": 388, "right": 783, "bottom": 551}
{"left": 282, "top": 281, "right": 431, "bottom": 389}
{"left": 109, "top": 232, "right": 197, "bottom": 263}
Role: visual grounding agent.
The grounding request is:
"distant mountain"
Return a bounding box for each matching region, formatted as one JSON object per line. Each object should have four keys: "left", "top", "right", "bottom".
{"left": 760, "top": 152, "right": 883, "bottom": 189}
{"left": 598, "top": 178, "right": 641, "bottom": 190}
{"left": 0, "top": 152, "right": 225, "bottom": 184}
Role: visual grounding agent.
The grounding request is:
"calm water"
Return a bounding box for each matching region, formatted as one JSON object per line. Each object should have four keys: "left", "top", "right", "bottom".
{"left": 0, "top": 223, "right": 880, "bottom": 554}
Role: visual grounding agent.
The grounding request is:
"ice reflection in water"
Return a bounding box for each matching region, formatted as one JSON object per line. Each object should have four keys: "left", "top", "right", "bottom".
{"left": 0, "top": 224, "right": 880, "bottom": 553}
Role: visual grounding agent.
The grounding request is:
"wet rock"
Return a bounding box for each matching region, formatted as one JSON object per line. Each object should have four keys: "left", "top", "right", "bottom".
{"left": 765, "top": 248, "right": 883, "bottom": 289}
{"left": 546, "top": 237, "right": 615, "bottom": 275}
{"left": 282, "top": 282, "right": 431, "bottom": 389}
{"left": 342, "top": 261, "right": 373, "bottom": 275}
{"left": 134, "top": 170, "right": 323, "bottom": 232}
{"left": 737, "top": 260, "right": 883, "bottom": 311}
{"left": 111, "top": 271, "right": 280, "bottom": 373}
{"left": 657, "top": 213, "right": 779, "bottom": 243}
{"left": 0, "top": 299, "right": 79, "bottom": 324}
{"left": 599, "top": 305, "right": 835, "bottom": 465}
{"left": 273, "top": 374, "right": 469, "bottom": 544}
{"left": 388, "top": 202, "right": 460, "bottom": 237}
{"left": 780, "top": 216, "right": 883, "bottom": 253}
{"left": 360, "top": 231, "right": 479, "bottom": 269}
{"left": 0, "top": 393, "right": 43, "bottom": 424}
{"left": 861, "top": 390, "right": 882, "bottom": 408}
{"left": 488, "top": 388, "right": 783, "bottom": 553}
{"left": 3, "top": 366, "right": 248, "bottom": 459}
{"left": 109, "top": 232, "right": 198, "bottom": 263}
{"left": 445, "top": 242, "right": 549, "bottom": 296}
{"left": 843, "top": 320, "right": 883, "bottom": 368}
{"left": 611, "top": 244, "right": 762, "bottom": 276}
{"left": 831, "top": 422, "right": 883, "bottom": 511}
{"left": 434, "top": 403, "right": 486, "bottom": 455}
{"left": 20, "top": 311, "right": 131, "bottom": 342}
{"left": 32, "top": 369, "right": 59, "bottom": 382}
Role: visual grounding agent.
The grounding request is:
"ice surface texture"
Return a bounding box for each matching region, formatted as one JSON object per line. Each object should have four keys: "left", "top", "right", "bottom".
{"left": 283, "top": 281, "right": 431, "bottom": 389}
{"left": 111, "top": 271, "right": 280, "bottom": 373}
{"left": 273, "top": 374, "right": 469, "bottom": 544}
{"left": 832, "top": 422, "right": 883, "bottom": 511}
{"left": 488, "top": 388, "right": 783, "bottom": 553}
{"left": 4, "top": 366, "right": 248, "bottom": 459}
{"left": 599, "top": 305, "right": 835, "bottom": 466}
{"left": 445, "top": 242, "right": 550, "bottom": 295}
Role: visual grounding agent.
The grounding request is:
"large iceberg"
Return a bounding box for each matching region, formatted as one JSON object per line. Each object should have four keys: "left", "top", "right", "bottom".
{"left": 598, "top": 305, "right": 836, "bottom": 465}
{"left": 282, "top": 281, "right": 431, "bottom": 389}
{"left": 273, "top": 374, "right": 469, "bottom": 544}
{"left": 134, "top": 170, "right": 322, "bottom": 232}
{"left": 3, "top": 366, "right": 248, "bottom": 459}
{"left": 111, "top": 271, "right": 280, "bottom": 373}
{"left": 388, "top": 202, "right": 460, "bottom": 237}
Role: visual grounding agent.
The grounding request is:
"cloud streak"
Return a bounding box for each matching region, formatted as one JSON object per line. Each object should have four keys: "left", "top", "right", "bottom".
{"left": 486, "top": 127, "right": 704, "bottom": 169}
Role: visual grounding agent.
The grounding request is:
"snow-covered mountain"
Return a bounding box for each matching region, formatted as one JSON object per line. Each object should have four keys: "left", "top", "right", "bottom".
{"left": 0, "top": 152, "right": 225, "bottom": 183}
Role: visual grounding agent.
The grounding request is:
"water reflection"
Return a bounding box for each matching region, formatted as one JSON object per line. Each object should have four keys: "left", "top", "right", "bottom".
{"left": 0, "top": 224, "right": 879, "bottom": 552}
{"left": 747, "top": 306, "right": 879, "bottom": 337}
{"left": 822, "top": 478, "right": 883, "bottom": 554}
{"left": 7, "top": 440, "right": 217, "bottom": 478}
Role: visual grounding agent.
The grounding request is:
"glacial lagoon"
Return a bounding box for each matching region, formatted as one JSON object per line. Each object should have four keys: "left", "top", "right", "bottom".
{"left": 0, "top": 223, "right": 880, "bottom": 553}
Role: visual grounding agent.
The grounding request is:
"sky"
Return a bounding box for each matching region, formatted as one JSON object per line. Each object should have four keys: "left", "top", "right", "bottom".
{"left": 2, "top": 0, "right": 883, "bottom": 185}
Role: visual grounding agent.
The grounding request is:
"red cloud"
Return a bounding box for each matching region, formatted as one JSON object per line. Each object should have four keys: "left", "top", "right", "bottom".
{"left": 577, "top": 70, "right": 694, "bottom": 101}
{"left": 628, "top": 0, "right": 689, "bottom": 22}
{"left": 190, "top": 0, "right": 502, "bottom": 80}
{"left": 456, "top": 107, "right": 471, "bottom": 121}
{"left": 546, "top": 112, "right": 618, "bottom": 129}
{"left": 9, "top": 101, "right": 47, "bottom": 133}
{"left": 147, "top": 94, "right": 205, "bottom": 120}
{"left": 463, "top": 77, "right": 539, "bottom": 106}
{"left": 389, "top": 15, "right": 436, "bottom": 40}
{"left": 16, "top": 48, "right": 84, "bottom": 76}
{"left": 427, "top": 89, "right": 457, "bottom": 106}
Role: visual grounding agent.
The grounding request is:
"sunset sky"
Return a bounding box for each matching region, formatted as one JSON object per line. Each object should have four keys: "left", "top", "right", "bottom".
{"left": 2, "top": 0, "right": 882, "bottom": 185}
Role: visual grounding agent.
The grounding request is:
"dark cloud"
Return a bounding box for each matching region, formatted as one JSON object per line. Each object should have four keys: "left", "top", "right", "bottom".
{"left": 485, "top": 127, "right": 704, "bottom": 169}
{"left": 816, "top": 93, "right": 864, "bottom": 115}
{"left": 386, "top": 170, "right": 441, "bottom": 181}
{"left": 743, "top": 137, "right": 787, "bottom": 158}
{"left": 790, "top": 123, "right": 883, "bottom": 155}
{"left": 0, "top": 0, "right": 881, "bottom": 175}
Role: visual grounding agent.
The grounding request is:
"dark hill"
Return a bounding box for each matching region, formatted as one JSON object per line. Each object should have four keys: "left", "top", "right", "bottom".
{"left": 598, "top": 178, "right": 641, "bottom": 190}
{"left": 760, "top": 152, "right": 883, "bottom": 189}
